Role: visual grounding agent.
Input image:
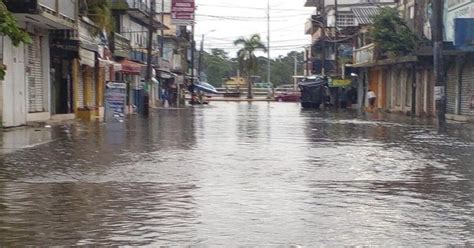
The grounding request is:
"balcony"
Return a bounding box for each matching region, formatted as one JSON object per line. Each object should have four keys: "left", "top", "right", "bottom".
{"left": 353, "top": 43, "right": 376, "bottom": 65}
{"left": 111, "top": 32, "right": 132, "bottom": 58}
{"left": 4, "top": 0, "right": 76, "bottom": 29}
{"left": 111, "top": 0, "right": 164, "bottom": 29}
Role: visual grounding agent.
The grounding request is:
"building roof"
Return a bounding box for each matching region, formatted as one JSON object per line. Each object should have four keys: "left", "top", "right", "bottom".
{"left": 351, "top": 7, "right": 380, "bottom": 25}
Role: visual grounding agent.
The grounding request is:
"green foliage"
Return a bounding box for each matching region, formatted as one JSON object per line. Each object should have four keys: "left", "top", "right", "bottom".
{"left": 202, "top": 49, "right": 304, "bottom": 88}
{"left": 234, "top": 34, "right": 267, "bottom": 76}
{"left": 370, "top": 7, "right": 418, "bottom": 55}
{"left": 202, "top": 49, "right": 234, "bottom": 86}
{"left": 83, "top": 0, "right": 114, "bottom": 33}
{"left": 0, "top": 0, "right": 31, "bottom": 80}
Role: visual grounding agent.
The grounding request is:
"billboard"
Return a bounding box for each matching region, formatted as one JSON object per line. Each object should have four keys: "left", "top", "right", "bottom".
{"left": 171, "top": 0, "right": 195, "bottom": 25}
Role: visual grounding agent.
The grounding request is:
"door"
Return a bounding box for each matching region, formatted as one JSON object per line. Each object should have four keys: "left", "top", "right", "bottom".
{"left": 26, "top": 35, "right": 44, "bottom": 113}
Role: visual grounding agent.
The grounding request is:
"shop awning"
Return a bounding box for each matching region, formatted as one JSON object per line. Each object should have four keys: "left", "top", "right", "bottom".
{"left": 79, "top": 48, "right": 96, "bottom": 67}
{"left": 118, "top": 59, "right": 145, "bottom": 74}
{"left": 99, "top": 58, "right": 122, "bottom": 69}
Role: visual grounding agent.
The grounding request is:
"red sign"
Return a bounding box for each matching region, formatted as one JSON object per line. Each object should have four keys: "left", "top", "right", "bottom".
{"left": 171, "top": 0, "right": 195, "bottom": 24}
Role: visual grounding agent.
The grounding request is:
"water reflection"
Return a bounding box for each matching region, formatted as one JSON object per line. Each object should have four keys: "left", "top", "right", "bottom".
{"left": 0, "top": 102, "right": 473, "bottom": 246}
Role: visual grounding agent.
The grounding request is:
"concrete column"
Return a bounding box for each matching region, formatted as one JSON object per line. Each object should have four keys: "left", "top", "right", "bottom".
{"left": 72, "top": 58, "right": 79, "bottom": 114}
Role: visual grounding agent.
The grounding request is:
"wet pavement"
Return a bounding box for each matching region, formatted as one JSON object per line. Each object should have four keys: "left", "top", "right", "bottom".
{"left": 0, "top": 102, "right": 473, "bottom": 246}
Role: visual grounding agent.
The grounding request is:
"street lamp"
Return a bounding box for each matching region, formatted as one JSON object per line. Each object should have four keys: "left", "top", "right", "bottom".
{"left": 198, "top": 29, "right": 216, "bottom": 82}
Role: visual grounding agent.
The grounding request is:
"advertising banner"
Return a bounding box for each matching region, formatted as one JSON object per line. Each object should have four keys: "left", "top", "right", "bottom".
{"left": 171, "top": 0, "right": 195, "bottom": 25}
{"left": 105, "top": 82, "right": 127, "bottom": 122}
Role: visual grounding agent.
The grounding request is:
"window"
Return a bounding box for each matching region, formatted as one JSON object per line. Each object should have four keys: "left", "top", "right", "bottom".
{"left": 337, "top": 13, "right": 355, "bottom": 27}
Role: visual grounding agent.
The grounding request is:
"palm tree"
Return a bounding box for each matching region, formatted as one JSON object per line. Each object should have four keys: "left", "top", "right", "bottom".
{"left": 234, "top": 34, "right": 267, "bottom": 99}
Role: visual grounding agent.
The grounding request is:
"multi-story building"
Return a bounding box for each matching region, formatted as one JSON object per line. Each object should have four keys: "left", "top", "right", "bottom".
{"left": 1, "top": 0, "right": 77, "bottom": 127}
{"left": 155, "top": 0, "right": 192, "bottom": 108}
{"left": 304, "top": 0, "right": 395, "bottom": 77}
{"left": 111, "top": 0, "right": 164, "bottom": 113}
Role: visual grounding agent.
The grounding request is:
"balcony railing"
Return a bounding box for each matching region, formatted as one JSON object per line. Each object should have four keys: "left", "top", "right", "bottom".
{"left": 5, "top": 0, "right": 76, "bottom": 28}
{"left": 111, "top": 0, "right": 151, "bottom": 14}
{"left": 353, "top": 43, "right": 376, "bottom": 65}
{"left": 112, "top": 32, "right": 131, "bottom": 58}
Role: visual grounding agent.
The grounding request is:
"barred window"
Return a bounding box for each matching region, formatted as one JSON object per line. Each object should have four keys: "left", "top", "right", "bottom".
{"left": 337, "top": 13, "right": 355, "bottom": 27}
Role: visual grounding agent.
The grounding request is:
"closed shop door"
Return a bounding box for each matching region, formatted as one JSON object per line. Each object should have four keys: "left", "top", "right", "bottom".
{"left": 446, "top": 64, "right": 457, "bottom": 114}
{"left": 27, "top": 35, "right": 44, "bottom": 113}
{"left": 461, "top": 61, "right": 474, "bottom": 116}
{"left": 77, "top": 66, "right": 85, "bottom": 108}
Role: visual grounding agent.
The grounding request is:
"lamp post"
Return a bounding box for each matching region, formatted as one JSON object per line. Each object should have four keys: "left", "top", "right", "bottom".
{"left": 198, "top": 29, "right": 216, "bottom": 82}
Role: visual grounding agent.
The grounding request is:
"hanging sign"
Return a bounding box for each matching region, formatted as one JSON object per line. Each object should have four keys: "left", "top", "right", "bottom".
{"left": 171, "top": 0, "right": 195, "bottom": 25}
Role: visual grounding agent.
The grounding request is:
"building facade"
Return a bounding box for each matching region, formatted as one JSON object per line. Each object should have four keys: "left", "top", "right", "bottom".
{"left": 1, "top": 0, "right": 77, "bottom": 127}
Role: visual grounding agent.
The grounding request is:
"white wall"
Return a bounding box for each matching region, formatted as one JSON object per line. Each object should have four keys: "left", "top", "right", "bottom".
{"left": 120, "top": 15, "right": 149, "bottom": 49}
{"left": 1, "top": 37, "right": 27, "bottom": 127}
{"left": 156, "top": 0, "right": 172, "bottom": 13}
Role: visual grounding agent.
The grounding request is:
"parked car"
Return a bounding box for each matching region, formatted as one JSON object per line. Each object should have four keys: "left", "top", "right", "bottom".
{"left": 275, "top": 90, "right": 300, "bottom": 102}
{"left": 299, "top": 76, "right": 327, "bottom": 109}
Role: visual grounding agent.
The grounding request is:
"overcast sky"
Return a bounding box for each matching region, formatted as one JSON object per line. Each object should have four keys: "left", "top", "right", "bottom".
{"left": 194, "top": 0, "right": 312, "bottom": 58}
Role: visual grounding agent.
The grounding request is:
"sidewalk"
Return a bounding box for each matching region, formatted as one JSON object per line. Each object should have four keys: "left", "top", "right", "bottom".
{"left": 0, "top": 119, "right": 80, "bottom": 155}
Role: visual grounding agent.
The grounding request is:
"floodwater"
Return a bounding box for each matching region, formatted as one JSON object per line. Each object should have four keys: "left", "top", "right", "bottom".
{"left": 0, "top": 102, "right": 473, "bottom": 246}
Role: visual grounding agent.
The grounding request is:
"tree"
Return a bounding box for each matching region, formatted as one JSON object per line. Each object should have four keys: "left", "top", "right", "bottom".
{"left": 202, "top": 49, "right": 233, "bottom": 86}
{"left": 370, "top": 7, "right": 418, "bottom": 56}
{"left": 0, "top": 0, "right": 31, "bottom": 80}
{"left": 234, "top": 34, "right": 267, "bottom": 99}
{"left": 81, "top": 0, "right": 113, "bottom": 34}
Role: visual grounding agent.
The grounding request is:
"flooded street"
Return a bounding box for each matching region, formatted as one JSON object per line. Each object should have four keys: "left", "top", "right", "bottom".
{"left": 0, "top": 102, "right": 473, "bottom": 246}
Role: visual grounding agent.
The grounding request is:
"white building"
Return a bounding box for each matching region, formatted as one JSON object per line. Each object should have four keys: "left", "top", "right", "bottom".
{"left": 1, "top": 0, "right": 76, "bottom": 127}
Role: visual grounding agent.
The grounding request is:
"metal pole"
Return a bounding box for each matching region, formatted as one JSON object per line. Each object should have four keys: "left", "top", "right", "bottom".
{"left": 334, "top": 0, "right": 338, "bottom": 76}
{"left": 432, "top": 0, "right": 446, "bottom": 133}
{"left": 198, "top": 34, "right": 204, "bottom": 81}
{"left": 159, "top": 0, "right": 164, "bottom": 105}
{"left": 294, "top": 54, "right": 298, "bottom": 90}
{"left": 145, "top": 0, "right": 156, "bottom": 115}
{"left": 321, "top": 2, "right": 326, "bottom": 76}
{"left": 267, "top": 0, "right": 271, "bottom": 85}
{"left": 191, "top": 23, "right": 195, "bottom": 85}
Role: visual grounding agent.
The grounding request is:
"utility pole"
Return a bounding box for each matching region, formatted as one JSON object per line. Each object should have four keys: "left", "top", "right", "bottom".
{"left": 267, "top": 0, "right": 271, "bottom": 85}
{"left": 334, "top": 0, "right": 339, "bottom": 76}
{"left": 320, "top": 2, "right": 326, "bottom": 76}
{"left": 190, "top": 23, "right": 195, "bottom": 85}
{"left": 294, "top": 54, "right": 298, "bottom": 90}
{"left": 159, "top": 0, "right": 164, "bottom": 105}
{"left": 198, "top": 34, "right": 204, "bottom": 81}
{"left": 144, "top": 0, "right": 156, "bottom": 115}
{"left": 432, "top": 0, "right": 447, "bottom": 133}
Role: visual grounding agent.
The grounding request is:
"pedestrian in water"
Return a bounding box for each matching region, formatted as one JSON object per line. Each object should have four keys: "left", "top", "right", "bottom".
{"left": 367, "top": 89, "right": 376, "bottom": 111}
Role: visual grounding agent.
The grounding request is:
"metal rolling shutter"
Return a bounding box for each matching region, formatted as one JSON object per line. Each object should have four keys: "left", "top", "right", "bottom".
{"left": 446, "top": 65, "right": 457, "bottom": 114}
{"left": 77, "top": 66, "right": 84, "bottom": 108}
{"left": 27, "top": 35, "right": 44, "bottom": 113}
{"left": 91, "top": 69, "right": 96, "bottom": 106}
{"left": 461, "top": 61, "right": 474, "bottom": 116}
